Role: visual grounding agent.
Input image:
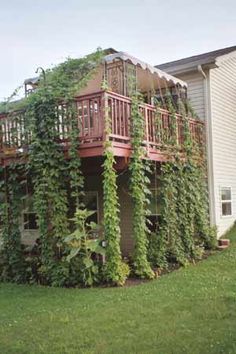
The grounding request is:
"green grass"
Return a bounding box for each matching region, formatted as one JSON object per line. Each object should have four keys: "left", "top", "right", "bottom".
{"left": 1, "top": 229, "right": 236, "bottom": 354}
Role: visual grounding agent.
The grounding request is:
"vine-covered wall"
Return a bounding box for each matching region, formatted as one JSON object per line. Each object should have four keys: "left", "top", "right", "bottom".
{"left": 148, "top": 95, "right": 217, "bottom": 269}
{"left": 0, "top": 51, "right": 216, "bottom": 287}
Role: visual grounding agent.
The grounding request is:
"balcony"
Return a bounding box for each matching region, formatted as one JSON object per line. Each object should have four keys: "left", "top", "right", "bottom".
{"left": 0, "top": 90, "right": 204, "bottom": 165}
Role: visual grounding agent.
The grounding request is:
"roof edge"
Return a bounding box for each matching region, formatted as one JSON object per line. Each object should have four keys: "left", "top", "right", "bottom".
{"left": 104, "top": 51, "right": 187, "bottom": 88}
{"left": 156, "top": 45, "right": 236, "bottom": 73}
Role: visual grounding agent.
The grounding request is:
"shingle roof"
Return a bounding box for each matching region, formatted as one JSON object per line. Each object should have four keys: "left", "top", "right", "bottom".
{"left": 156, "top": 45, "right": 236, "bottom": 73}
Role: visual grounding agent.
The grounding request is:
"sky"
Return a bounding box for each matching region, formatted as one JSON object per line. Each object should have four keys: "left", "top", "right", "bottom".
{"left": 0, "top": 0, "right": 235, "bottom": 100}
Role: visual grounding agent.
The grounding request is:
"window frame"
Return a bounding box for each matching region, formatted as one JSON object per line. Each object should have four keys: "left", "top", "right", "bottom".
{"left": 84, "top": 191, "right": 99, "bottom": 224}
{"left": 149, "top": 188, "right": 161, "bottom": 217}
{"left": 21, "top": 191, "right": 100, "bottom": 231}
{"left": 22, "top": 212, "right": 38, "bottom": 231}
{"left": 21, "top": 194, "right": 38, "bottom": 231}
{"left": 220, "top": 186, "right": 233, "bottom": 218}
{"left": 146, "top": 188, "right": 161, "bottom": 233}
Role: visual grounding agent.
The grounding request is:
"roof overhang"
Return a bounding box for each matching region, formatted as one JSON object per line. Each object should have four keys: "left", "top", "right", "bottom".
{"left": 104, "top": 52, "right": 187, "bottom": 88}
{"left": 157, "top": 60, "right": 218, "bottom": 76}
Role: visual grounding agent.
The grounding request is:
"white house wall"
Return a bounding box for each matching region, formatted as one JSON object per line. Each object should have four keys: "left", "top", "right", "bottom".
{"left": 178, "top": 72, "right": 205, "bottom": 120}
{"left": 177, "top": 56, "right": 236, "bottom": 236}
{"left": 210, "top": 54, "right": 236, "bottom": 235}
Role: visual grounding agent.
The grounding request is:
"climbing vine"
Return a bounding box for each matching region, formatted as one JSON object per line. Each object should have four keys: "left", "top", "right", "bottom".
{"left": 129, "top": 94, "right": 154, "bottom": 279}
{"left": 26, "top": 90, "right": 70, "bottom": 286}
{"left": 0, "top": 164, "right": 26, "bottom": 282}
{"left": 0, "top": 49, "right": 216, "bottom": 286}
{"left": 102, "top": 95, "right": 130, "bottom": 285}
{"left": 0, "top": 49, "right": 106, "bottom": 286}
{"left": 67, "top": 103, "right": 84, "bottom": 209}
{"left": 148, "top": 94, "right": 216, "bottom": 269}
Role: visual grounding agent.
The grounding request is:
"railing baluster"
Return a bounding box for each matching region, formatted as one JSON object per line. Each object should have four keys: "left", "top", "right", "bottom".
{"left": 122, "top": 101, "right": 125, "bottom": 136}
{"left": 87, "top": 99, "right": 91, "bottom": 137}
{"left": 145, "top": 106, "right": 149, "bottom": 154}
{"left": 114, "top": 99, "right": 117, "bottom": 135}
{"left": 118, "top": 100, "right": 121, "bottom": 136}
{"left": 102, "top": 91, "right": 108, "bottom": 141}
{"left": 82, "top": 101, "right": 85, "bottom": 137}
{"left": 176, "top": 116, "right": 179, "bottom": 145}
{"left": 0, "top": 91, "right": 205, "bottom": 162}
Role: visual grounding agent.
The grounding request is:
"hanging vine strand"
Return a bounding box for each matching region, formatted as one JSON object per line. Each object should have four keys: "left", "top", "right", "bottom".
{"left": 129, "top": 94, "right": 154, "bottom": 279}
{"left": 102, "top": 92, "right": 130, "bottom": 285}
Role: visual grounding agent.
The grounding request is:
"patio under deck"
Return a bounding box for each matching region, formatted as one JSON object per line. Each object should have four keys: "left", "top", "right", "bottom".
{"left": 0, "top": 90, "right": 204, "bottom": 166}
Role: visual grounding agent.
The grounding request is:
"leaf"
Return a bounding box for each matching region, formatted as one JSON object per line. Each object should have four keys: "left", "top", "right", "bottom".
{"left": 66, "top": 248, "right": 80, "bottom": 262}
{"left": 88, "top": 221, "right": 98, "bottom": 230}
{"left": 87, "top": 239, "right": 100, "bottom": 252}
{"left": 95, "top": 245, "right": 106, "bottom": 256}
{"left": 83, "top": 258, "right": 93, "bottom": 269}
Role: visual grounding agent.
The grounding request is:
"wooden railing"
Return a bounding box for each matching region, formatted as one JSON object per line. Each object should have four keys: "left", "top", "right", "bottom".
{"left": 104, "top": 91, "right": 204, "bottom": 151}
{"left": 0, "top": 91, "right": 204, "bottom": 159}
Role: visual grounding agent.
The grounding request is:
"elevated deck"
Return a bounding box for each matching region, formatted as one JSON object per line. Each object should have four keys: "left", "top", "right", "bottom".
{"left": 0, "top": 91, "right": 204, "bottom": 166}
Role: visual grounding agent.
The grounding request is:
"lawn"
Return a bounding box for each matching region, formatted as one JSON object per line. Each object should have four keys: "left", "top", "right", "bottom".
{"left": 1, "top": 229, "right": 236, "bottom": 354}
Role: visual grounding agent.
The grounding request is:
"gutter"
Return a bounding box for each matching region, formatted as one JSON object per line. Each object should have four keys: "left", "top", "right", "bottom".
{"left": 197, "top": 65, "right": 207, "bottom": 79}
{"left": 197, "top": 64, "right": 216, "bottom": 226}
{"left": 156, "top": 61, "right": 218, "bottom": 77}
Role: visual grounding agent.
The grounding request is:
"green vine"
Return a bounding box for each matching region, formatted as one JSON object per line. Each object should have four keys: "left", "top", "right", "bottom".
{"left": 149, "top": 95, "right": 216, "bottom": 269}
{"left": 0, "top": 164, "right": 26, "bottom": 282}
{"left": 0, "top": 49, "right": 106, "bottom": 287}
{"left": 102, "top": 95, "right": 130, "bottom": 285}
{"left": 129, "top": 94, "right": 154, "bottom": 279}
{"left": 0, "top": 49, "right": 216, "bottom": 286}
{"left": 27, "top": 90, "right": 69, "bottom": 286}
{"left": 67, "top": 103, "right": 84, "bottom": 209}
{"left": 166, "top": 90, "right": 177, "bottom": 146}
{"left": 65, "top": 209, "right": 105, "bottom": 286}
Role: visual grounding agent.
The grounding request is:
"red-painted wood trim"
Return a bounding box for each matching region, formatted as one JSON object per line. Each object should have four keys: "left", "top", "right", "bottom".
{"left": 0, "top": 90, "right": 205, "bottom": 167}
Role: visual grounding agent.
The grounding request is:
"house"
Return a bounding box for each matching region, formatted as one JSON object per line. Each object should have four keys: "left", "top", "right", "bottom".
{"left": 156, "top": 46, "right": 236, "bottom": 237}
{"left": 0, "top": 50, "right": 205, "bottom": 259}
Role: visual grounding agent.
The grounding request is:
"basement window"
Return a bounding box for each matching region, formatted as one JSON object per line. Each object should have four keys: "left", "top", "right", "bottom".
{"left": 84, "top": 191, "right": 99, "bottom": 239}
{"left": 221, "top": 187, "right": 232, "bottom": 217}
{"left": 84, "top": 191, "right": 99, "bottom": 225}
{"left": 22, "top": 195, "right": 38, "bottom": 230}
{"left": 23, "top": 213, "right": 38, "bottom": 230}
{"left": 147, "top": 189, "right": 161, "bottom": 232}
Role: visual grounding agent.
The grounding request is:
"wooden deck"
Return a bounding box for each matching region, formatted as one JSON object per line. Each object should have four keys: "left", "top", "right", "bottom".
{"left": 0, "top": 90, "right": 204, "bottom": 165}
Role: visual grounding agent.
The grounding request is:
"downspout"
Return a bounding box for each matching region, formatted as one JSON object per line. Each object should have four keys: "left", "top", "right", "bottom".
{"left": 197, "top": 64, "right": 216, "bottom": 226}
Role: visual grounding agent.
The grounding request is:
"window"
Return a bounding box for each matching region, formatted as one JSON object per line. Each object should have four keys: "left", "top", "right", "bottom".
{"left": 23, "top": 213, "right": 38, "bottom": 230}
{"left": 22, "top": 195, "right": 38, "bottom": 230}
{"left": 147, "top": 189, "right": 161, "bottom": 232}
{"left": 221, "top": 187, "right": 232, "bottom": 217}
{"left": 84, "top": 191, "right": 99, "bottom": 224}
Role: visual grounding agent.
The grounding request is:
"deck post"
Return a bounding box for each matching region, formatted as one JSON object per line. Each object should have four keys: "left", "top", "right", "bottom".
{"left": 144, "top": 106, "right": 150, "bottom": 156}
{"left": 102, "top": 91, "right": 109, "bottom": 146}
{"left": 176, "top": 116, "right": 180, "bottom": 146}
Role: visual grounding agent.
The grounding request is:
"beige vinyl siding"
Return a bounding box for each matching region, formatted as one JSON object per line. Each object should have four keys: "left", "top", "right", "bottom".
{"left": 178, "top": 72, "right": 205, "bottom": 120}
{"left": 210, "top": 54, "right": 236, "bottom": 235}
